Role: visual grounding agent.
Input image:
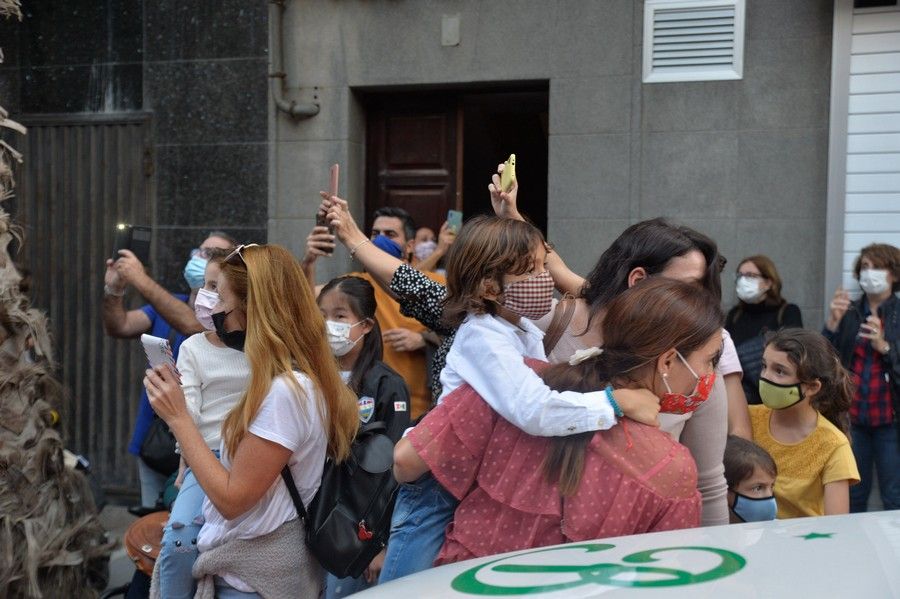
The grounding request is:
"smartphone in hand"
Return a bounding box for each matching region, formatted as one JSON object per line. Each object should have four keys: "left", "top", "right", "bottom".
{"left": 141, "top": 334, "right": 179, "bottom": 376}
{"left": 316, "top": 164, "right": 340, "bottom": 253}
{"left": 447, "top": 210, "right": 463, "bottom": 234}
{"left": 500, "top": 154, "right": 516, "bottom": 193}
{"left": 112, "top": 223, "right": 152, "bottom": 264}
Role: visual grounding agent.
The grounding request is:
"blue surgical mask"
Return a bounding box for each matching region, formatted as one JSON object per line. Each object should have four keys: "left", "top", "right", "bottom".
{"left": 372, "top": 235, "right": 403, "bottom": 259}
{"left": 183, "top": 255, "right": 208, "bottom": 289}
{"left": 731, "top": 492, "right": 777, "bottom": 522}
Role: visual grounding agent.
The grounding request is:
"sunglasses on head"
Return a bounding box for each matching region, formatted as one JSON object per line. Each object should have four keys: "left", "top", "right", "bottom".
{"left": 224, "top": 243, "right": 261, "bottom": 266}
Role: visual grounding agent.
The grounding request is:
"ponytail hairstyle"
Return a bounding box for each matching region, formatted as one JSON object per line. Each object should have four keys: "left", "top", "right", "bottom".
{"left": 317, "top": 275, "right": 383, "bottom": 395}
{"left": 219, "top": 245, "right": 359, "bottom": 462}
{"left": 441, "top": 215, "right": 546, "bottom": 328}
{"left": 540, "top": 278, "right": 724, "bottom": 495}
{"left": 765, "top": 329, "right": 852, "bottom": 436}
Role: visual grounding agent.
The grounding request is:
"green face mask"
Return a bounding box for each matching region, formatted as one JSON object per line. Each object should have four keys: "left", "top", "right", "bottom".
{"left": 759, "top": 377, "right": 804, "bottom": 410}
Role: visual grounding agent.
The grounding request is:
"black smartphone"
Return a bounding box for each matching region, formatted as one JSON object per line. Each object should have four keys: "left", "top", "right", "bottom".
{"left": 112, "top": 223, "right": 152, "bottom": 264}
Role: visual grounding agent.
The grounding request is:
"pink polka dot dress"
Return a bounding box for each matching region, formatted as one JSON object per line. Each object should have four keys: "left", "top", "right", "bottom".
{"left": 408, "top": 361, "right": 702, "bottom": 565}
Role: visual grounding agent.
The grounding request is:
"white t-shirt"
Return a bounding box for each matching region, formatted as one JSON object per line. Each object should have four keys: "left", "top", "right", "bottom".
{"left": 177, "top": 332, "right": 250, "bottom": 450}
{"left": 197, "top": 372, "right": 326, "bottom": 591}
{"left": 438, "top": 313, "right": 615, "bottom": 437}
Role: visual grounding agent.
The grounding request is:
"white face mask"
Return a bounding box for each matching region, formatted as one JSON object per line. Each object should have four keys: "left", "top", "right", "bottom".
{"left": 326, "top": 319, "right": 365, "bottom": 357}
{"left": 859, "top": 269, "right": 891, "bottom": 295}
{"left": 194, "top": 288, "right": 220, "bottom": 331}
{"left": 735, "top": 276, "right": 764, "bottom": 303}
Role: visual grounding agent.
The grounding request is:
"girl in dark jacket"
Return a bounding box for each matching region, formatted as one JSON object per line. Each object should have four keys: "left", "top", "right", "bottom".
{"left": 317, "top": 275, "right": 411, "bottom": 597}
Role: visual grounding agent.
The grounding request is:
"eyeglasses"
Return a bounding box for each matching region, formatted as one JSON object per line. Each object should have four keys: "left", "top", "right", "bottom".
{"left": 224, "top": 243, "right": 261, "bottom": 266}
{"left": 735, "top": 272, "right": 766, "bottom": 281}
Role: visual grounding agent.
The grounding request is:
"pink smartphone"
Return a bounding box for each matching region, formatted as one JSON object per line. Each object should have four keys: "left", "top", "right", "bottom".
{"left": 317, "top": 164, "right": 339, "bottom": 247}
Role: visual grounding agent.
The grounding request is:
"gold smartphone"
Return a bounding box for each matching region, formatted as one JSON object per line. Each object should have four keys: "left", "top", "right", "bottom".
{"left": 500, "top": 153, "right": 516, "bottom": 193}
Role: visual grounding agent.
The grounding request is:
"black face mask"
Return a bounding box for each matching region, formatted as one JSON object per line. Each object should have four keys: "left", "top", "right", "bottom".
{"left": 212, "top": 310, "right": 246, "bottom": 352}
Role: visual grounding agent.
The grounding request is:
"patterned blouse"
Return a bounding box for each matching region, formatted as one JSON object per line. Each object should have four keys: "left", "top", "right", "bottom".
{"left": 389, "top": 263, "right": 455, "bottom": 403}
{"left": 408, "top": 359, "right": 701, "bottom": 565}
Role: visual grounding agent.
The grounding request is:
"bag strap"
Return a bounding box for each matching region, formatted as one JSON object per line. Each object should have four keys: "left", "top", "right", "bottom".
{"left": 543, "top": 295, "right": 576, "bottom": 356}
{"left": 281, "top": 466, "right": 308, "bottom": 523}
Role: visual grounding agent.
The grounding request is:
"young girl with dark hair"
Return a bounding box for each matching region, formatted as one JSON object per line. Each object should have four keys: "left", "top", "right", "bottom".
{"left": 318, "top": 275, "right": 410, "bottom": 443}
{"left": 317, "top": 275, "right": 410, "bottom": 598}
{"left": 393, "top": 278, "right": 723, "bottom": 562}
{"left": 750, "top": 329, "right": 860, "bottom": 518}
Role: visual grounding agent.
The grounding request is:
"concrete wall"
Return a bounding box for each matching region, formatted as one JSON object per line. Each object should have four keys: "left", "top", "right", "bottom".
{"left": 274, "top": 0, "right": 834, "bottom": 326}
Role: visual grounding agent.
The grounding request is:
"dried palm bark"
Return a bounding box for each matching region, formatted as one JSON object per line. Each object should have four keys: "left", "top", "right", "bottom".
{"left": 0, "top": 8, "right": 114, "bottom": 595}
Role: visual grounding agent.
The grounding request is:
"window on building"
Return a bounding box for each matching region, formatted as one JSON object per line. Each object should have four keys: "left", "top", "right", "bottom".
{"left": 642, "top": 0, "right": 746, "bottom": 83}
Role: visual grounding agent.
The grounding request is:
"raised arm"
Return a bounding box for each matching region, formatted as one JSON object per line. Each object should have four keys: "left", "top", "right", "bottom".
{"left": 415, "top": 221, "right": 456, "bottom": 273}
{"left": 323, "top": 193, "right": 404, "bottom": 298}
{"left": 102, "top": 258, "right": 152, "bottom": 338}
{"left": 488, "top": 163, "right": 585, "bottom": 296}
{"left": 114, "top": 249, "right": 203, "bottom": 335}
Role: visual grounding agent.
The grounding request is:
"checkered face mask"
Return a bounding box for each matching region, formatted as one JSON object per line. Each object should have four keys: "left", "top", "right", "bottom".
{"left": 502, "top": 270, "right": 554, "bottom": 320}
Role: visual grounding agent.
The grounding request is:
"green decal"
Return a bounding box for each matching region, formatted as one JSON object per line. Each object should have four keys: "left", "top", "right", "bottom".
{"left": 798, "top": 532, "right": 834, "bottom": 540}
{"left": 451, "top": 543, "right": 746, "bottom": 595}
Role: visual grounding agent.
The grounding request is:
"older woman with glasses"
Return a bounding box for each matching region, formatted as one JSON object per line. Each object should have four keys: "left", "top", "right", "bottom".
{"left": 724, "top": 255, "right": 803, "bottom": 404}
{"left": 145, "top": 244, "right": 359, "bottom": 598}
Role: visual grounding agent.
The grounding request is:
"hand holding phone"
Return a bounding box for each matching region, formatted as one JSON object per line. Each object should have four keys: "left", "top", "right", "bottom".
{"left": 500, "top": 153, "right": 516, "bottom": 193}
{"left": 316, "top": 164, "right": 340, "bottom": 253}
{"left": 112, "top": 224, "right": 152, "bottom": 265}
{"left": 141, "top": 334, "right": 179, "bottom": 376}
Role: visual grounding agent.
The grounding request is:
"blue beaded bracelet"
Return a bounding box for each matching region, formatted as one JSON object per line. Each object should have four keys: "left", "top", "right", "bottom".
{"left": 604, "top": 384, "right": 624, "bottom": 418}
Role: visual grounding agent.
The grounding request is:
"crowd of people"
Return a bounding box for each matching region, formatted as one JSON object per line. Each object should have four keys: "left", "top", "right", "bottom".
{"left": 100, "top": 163, "right": 899, "bottom": 598}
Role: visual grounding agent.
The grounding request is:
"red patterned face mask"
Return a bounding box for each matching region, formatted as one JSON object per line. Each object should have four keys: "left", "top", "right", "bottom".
{"left": 659, "top": 351, "right": 716, "bottom": 414}
{"left": 502, "top": 270, "right": 554, "bottom": 320}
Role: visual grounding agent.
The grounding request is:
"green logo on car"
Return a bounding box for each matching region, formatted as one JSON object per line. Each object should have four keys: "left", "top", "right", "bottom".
{"left": 452, "top": 543, "right": 746, "bottom": 595}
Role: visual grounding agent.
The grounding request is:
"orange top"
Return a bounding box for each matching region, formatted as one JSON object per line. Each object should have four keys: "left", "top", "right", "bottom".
{"left": 353, "top": 270, "right": 445, "bottom": 419}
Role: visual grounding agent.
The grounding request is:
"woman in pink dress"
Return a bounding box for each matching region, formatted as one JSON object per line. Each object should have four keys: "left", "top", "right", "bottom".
{"left": 394, "top": 278, "right": 723, "bottom": 564}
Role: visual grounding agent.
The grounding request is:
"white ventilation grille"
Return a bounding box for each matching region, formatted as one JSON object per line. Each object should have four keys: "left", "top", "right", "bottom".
{"left": 643, "top": 0, "right": 745, "bottom": 83}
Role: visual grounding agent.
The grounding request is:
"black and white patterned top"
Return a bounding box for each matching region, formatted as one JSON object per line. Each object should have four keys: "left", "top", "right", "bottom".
{"left": 389, "top": 263, "right": 454, "bottom": 402}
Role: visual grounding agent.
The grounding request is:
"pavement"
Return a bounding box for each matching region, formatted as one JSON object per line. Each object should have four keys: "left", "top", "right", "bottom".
{"left": 98, "top": 503, "right": 140, "bottom": 594}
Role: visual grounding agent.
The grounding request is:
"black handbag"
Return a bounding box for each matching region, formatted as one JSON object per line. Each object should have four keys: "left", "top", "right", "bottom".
{"left": 282, "top": 421, "right": 399, "bottom": 579}
{"left": 139, "top": 417, "right": 179, "bottom": 476}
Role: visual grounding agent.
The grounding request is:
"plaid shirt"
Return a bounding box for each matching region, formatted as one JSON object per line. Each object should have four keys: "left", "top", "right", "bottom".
{"left": 849, "top": 310, "right": 895, "bottom": 427}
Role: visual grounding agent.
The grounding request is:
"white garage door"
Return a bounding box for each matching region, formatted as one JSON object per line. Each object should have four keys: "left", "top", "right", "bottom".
{"left": 842, "top": 7, "right": 900, "bottom": 292}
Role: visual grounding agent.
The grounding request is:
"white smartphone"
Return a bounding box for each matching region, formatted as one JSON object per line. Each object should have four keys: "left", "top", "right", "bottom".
{"left": 141, "top": 334, "right": 178, "bottom": 375}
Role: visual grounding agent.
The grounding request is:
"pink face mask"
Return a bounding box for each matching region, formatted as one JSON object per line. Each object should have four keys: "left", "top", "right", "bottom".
{"left": 502, "top": 270, "right": 554, "bottom": 320}
{"left": 194, "top": 288, "right": 219, "bottom": 331}
{"left": 659, "top": 351, "right": 716, "bottom": 414}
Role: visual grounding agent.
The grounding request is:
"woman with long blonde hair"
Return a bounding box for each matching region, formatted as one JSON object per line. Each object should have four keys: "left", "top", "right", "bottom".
{"left": 145, "top": 244, "right": 358, "bottom": 598}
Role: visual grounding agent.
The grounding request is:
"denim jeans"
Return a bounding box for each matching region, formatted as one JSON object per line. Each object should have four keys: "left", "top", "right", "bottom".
{"left": 379, "top": 474, "right": 458, "bottom": 583}
{"left": 158, "top": 450, "right": 219, "bottom": 599}
{"left": 850, "top": 424, "right": 900, "bottom": 512}
{"left": 213, "top": 576, "right": 262, "bottom": 599}
{"left": 137, "top": 457, "right": 169, "bottom": 508}
{"left": 325, "top": 572, "right": 371, "bottom": 598}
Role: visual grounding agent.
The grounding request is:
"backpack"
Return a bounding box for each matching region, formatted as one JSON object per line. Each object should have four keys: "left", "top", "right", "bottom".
{"left": 281, "top": 421, "right": 399, "bottom": 579}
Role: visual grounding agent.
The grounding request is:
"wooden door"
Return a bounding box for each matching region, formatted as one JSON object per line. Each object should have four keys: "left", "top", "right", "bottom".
{"left": 365, "top": 95, "right": 461, "bottom": 234}
{"left": 14, "top": 113, "right": 153, "bottom": 496}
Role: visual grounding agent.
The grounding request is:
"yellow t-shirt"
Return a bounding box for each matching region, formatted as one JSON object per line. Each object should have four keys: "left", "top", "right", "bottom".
{"left": 353, "top": 271, "right": 445, "bottom": 420}
{"left": 749, "top": 405, "right": 860, "bottom": 518}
